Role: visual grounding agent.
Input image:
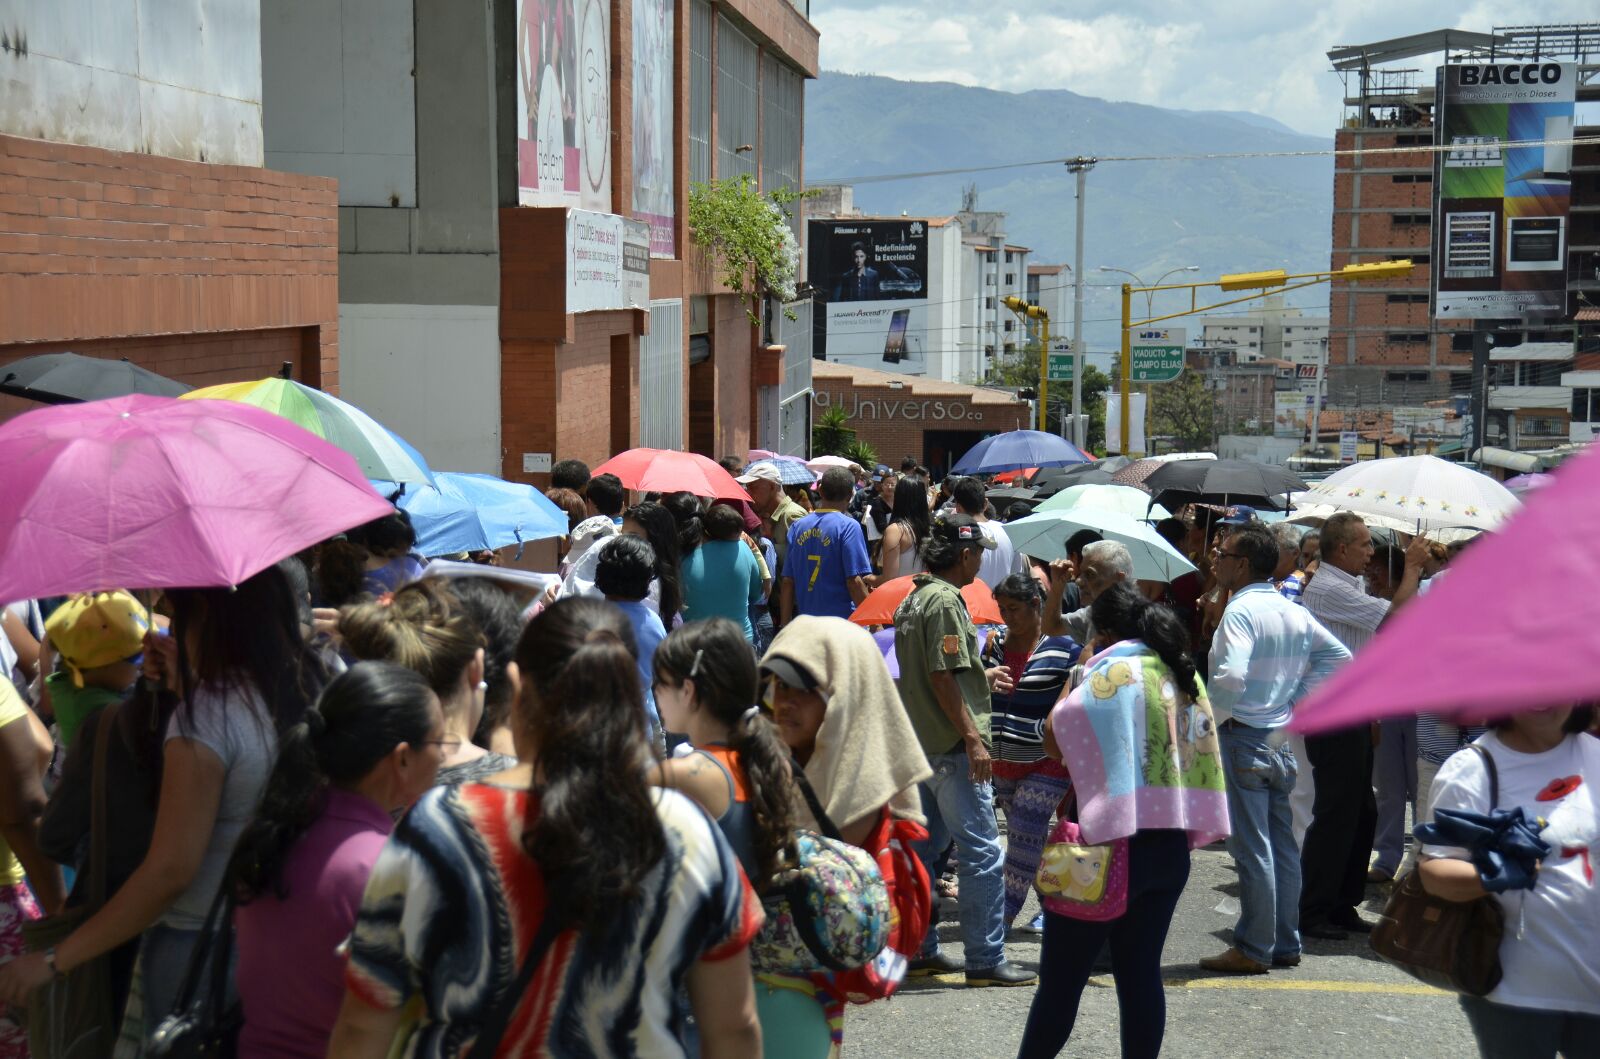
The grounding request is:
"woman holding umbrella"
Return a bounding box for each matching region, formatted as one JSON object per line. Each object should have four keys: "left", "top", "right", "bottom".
{"left": 1419, "top": 705, "right": 1600, "bottom": 1058}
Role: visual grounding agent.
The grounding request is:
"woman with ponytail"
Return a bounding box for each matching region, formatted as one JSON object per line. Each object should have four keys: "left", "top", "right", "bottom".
{"left": 329, "top": 598, "right": 763, "bottom": 1058}
{"left": 230, "top": 662, "right": 444, "bottom": 1058}
{"left": 1018, "top": 582, "right": 1229, "bottom": 1059}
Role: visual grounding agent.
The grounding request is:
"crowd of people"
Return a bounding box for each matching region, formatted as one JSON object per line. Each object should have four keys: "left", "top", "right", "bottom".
{"left": 0, "top": 448, "right": 1593, "bottom": 1059}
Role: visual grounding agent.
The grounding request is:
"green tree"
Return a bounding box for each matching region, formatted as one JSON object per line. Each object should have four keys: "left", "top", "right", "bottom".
{"left": 842, "top": 438, "right": 879, "bottom": 470}
{"left": 811, "top": 403, "right": 855, "bottom": 456}
{"left": 1148, "top": 371, "right": 1219, "bottom": 452}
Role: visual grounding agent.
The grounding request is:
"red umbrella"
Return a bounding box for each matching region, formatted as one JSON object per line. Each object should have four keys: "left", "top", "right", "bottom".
{"left": 592, "top": 448, "right": 752, "bottom": 502}
{"left": 992, "top": 467, "right": 1037, "bottom": 485}
{"left": 850, "top": 575, "right": 1003, "bottom": 626}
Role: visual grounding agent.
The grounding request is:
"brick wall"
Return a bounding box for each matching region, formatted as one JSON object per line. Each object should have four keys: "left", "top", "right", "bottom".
{"left": 711, "top": 293, "right": 753, "bottom": 458}
{"left": 0, "top": 133, "right": 339, "bottom": 389}
{"left": 812, "top": 370, "right": 1032, "bottom": 466}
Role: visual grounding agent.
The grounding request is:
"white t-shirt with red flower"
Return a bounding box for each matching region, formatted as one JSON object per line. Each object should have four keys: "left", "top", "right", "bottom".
{"left": 1423, "top": 731, "right": 1600, "bottom": 1016}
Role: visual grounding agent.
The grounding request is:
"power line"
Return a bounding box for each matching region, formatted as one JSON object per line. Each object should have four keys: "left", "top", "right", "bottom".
{"left": 810, "top": 134, "right": 1600, "bottom": 186}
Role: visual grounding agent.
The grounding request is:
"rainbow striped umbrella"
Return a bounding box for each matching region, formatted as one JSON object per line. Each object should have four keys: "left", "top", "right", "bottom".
{"left": 181, "top": 377, "right": 434, "bottom": 484}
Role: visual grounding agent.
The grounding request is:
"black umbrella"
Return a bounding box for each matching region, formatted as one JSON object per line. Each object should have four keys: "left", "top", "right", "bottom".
{"left": 0, "top": 352, "right": 192, "bottom": 405}
{"left": 1143, "top": 459, "right": 1306, "bottom": 511}
{"left": 1030, "top": 461, "right": 1133, "bottom": 497}
{"left": 985, "top": 486, "right": 1040, "bottom": 505}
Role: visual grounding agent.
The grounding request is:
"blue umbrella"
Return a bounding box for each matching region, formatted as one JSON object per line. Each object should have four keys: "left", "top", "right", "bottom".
{"left": 752, "top": 457, "right": 818, "bottom": 487}
{"left": 381, "top": 472, "right": 567, "bottom": 556}
{"left": 951, "top": 430, "right": 1091, "bottom": 475}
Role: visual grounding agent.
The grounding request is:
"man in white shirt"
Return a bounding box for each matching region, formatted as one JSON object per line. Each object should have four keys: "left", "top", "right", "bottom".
{"left": 951, "top": 477, "right": 1025, "bottom": 590}
{"left": 1298, "top": 512, "right": 1428, "bottom": 938}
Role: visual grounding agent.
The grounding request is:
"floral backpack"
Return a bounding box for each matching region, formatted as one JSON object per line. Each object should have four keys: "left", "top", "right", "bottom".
{"left": 748, "top": 770, "right": 891, "bottom": 976}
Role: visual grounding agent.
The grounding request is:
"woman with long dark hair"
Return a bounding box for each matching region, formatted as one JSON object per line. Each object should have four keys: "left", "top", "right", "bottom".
{"left": 678, "top": 504, "right": 766, "bottom": 642}
{"left": 0, "top": 563, "right": 328, "bottom": 1040}
{"left": 347, "top": 511, "right": 425, "bottom": 596}
{"left": 1017, "top": 583, "right": 1229, "bottom": 1059}
{"left": 623, "top": 500, "right": 685, "bottom": 627}
{"left": 879, "top": 474, "right": 931, "bottom": 579}
{"left": 230, "top": 662, "right": 444, "bottom": 1058}
{"left": 327, "top": 598, "right": 763, "bottom": 1057}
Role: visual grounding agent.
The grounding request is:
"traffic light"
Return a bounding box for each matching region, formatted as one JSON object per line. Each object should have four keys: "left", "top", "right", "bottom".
{"left": 1218, "top": 269, "right": 1289, "bottom": 291}
{"left": 1338, "top": 259, "right": 1414, "bottom": 281}
{"left": 1002, "top": 296, "right": 1047, "bottom": 319}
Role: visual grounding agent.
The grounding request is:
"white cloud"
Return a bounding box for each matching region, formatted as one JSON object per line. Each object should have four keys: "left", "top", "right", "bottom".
{"left": 812, "top": 0, "right": 1594, "bottom": 134}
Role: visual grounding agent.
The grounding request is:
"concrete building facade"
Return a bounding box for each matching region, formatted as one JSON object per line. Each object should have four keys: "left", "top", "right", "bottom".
{"left": 0, "top": 0, "right": 339, "bottom": 421}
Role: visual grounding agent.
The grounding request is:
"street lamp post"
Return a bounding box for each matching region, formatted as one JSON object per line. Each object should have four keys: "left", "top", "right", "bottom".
{"left": 1098, "top": 265, "right": 1199, "bottom": 454}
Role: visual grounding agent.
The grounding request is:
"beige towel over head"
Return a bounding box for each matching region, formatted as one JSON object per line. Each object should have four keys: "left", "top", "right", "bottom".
{"left": 761, "top": 615, "right": 931, "bottom": 834}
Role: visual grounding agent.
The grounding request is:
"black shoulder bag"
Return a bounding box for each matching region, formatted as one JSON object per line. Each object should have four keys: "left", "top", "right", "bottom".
{"left": 145, "top": 885, "right": 241, "bottom": 1058}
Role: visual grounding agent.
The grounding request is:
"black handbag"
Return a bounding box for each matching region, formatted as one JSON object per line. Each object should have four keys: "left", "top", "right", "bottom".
{"left": 1370, "top": 745, "right": 1506, "bottom": 996}
{"left": 144, "top": 885, "right": 241, "bottom": 1058}
{"left": 23, "top": 705, "right": 119, "bottom": 1059}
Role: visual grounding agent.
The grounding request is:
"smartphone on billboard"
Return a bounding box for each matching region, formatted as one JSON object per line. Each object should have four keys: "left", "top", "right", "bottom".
{"left": 883, "top": 309, "right": 910, "bottom": 364}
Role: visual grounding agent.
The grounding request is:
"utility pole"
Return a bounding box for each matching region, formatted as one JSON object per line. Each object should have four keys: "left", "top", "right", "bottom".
{"left": 1065, "top": 157, "right": 1095, "bottom": 448}
{"left": 1310, "top": 335, "right": 1327, "bottom": 456}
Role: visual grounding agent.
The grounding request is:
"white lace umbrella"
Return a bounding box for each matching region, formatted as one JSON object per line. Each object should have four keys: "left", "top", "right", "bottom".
{"left": 1293, "top": 455, "right": 1519, "bottom": 534}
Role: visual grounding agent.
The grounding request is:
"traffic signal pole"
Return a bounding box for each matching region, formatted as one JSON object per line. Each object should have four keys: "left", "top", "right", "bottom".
{"left": 1114, "top": 259, "right": 1416, "bottom": 456}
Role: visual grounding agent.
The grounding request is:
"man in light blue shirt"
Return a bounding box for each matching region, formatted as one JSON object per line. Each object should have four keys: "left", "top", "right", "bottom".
{"left": 1200, "top": 523, "right": 1350, "bottom": 976}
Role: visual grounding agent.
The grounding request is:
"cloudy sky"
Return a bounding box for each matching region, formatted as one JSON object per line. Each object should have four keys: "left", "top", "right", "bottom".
{"left": 812, "top": 0, "right": 1596, "bottom": 136}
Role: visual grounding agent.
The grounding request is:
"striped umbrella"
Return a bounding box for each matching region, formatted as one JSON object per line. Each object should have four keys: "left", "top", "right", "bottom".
{"left": 181, "top": 377, "right": 434, "bottom": 484}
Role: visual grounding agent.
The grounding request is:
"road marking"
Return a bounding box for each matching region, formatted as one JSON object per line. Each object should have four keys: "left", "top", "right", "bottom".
{"left": 1088, "top": 975, "right": 1447, "bottom": 996}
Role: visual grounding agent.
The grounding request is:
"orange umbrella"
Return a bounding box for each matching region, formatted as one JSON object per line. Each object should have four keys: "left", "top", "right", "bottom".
{"left": 849, "top": 575, "right": 1003, "bottom": 626}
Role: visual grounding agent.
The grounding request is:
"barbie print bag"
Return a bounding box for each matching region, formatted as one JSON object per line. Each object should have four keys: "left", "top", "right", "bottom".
{"left": 1035, "top": 819, "right": 1129, "bottom": 922}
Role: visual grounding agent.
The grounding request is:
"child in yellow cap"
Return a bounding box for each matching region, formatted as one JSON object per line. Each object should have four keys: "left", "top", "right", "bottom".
{"left": 42, "top": 591, "right": 149, "bottom": 747}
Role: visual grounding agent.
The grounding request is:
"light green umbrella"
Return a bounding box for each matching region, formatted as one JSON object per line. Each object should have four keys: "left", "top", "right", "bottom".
{"left": 1035, "top": 483, "right": 1170, "bottom": 521}
{"left": 1004, "top": 508, "right": 1196, "bottom": 583}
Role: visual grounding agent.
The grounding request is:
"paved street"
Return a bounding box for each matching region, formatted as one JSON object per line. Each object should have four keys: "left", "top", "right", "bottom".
{"left": 846, "top": 846, "right": 1477, "bottom": 1057}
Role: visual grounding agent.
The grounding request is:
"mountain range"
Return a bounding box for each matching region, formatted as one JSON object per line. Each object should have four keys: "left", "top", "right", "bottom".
{"left": 804, "top": 73, "right": 1336, "bottom": 350}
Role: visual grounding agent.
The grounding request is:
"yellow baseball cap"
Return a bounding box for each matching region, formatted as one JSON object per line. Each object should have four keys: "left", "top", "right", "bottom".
{"left": 45, "top": 591, "right": 150, "bottom": 687}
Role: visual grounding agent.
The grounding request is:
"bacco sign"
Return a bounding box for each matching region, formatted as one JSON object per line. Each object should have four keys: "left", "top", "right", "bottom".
{"left": 814, "top": 391, "right": 985, "bottom": 423}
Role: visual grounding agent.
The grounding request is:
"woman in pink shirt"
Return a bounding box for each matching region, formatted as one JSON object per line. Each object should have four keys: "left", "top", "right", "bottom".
{"left": 227, "top": 661, "right": 447, "bottom": 1058}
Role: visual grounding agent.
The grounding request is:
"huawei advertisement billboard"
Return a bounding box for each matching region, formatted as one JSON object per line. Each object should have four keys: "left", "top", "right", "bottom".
{"left": 808, "top": 219, "right": 930, "bottom": 375}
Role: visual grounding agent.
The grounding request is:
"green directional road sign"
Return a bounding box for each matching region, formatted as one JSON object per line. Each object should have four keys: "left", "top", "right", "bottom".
{"left": 1129, "top": 327, "right": 1186, "bottom": 383}
{"left": 1046, "top": 340, "right": 1074, "bottom": 382}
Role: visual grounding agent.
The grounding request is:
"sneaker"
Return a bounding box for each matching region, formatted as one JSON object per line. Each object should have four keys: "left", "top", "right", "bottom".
{"left": 1013, "top": 912, "right": 1046, "bottom": 935}
{"left": 907, "top": 951, "right": 963, "bottom": 978}
{"left": 966, "top": 961, "right": 1037, "bottom": 987}
{"left": 1198, "top": 947, "right": 1269, "bottom": 975}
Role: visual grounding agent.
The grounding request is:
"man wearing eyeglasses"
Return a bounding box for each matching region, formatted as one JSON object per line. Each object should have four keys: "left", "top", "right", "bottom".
{"left": 1199, "top": 522, "right": 1350, "bottom": 976}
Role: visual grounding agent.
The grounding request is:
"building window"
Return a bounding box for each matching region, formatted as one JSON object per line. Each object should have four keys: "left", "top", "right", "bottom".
{"left": 984, "top": 345, "right": 994, "bottom": 357}
{"left": 1388, "top": 332, "right": 1429, "bottom": 344}
{"left": 1573, "top": 388, "right": 1597, "bottom": 423}
{"left": 1411, "top": 252, "right": 1431, "bottom": 264}
{"left": 1004, "top": 273, "right": 1015, "bottom": 285}
{"left": 1521, "top": 360, "right": 1568, "bottom": 387}
{"left": 1004, "top": 319, "right": 1014, "bottom": 332}
{"left": 1391, "top": 213, "right": 1430, "bottom": 226}
{"left": 1386, "top": 370, "right": 1430, "bottom": 382}
{"left": 1521, "top": 415, "right": 1565, "bottom": 436}
{"left": 985, "top": 296, "right": 994, "bottom": 309}
{"left": 1004, "top": 251, "right": 1014, "bottom": 263}
{"left": 1394, "top": 133, "right": 1433, "bottom": 147}
{"left": 715, "top": 16, "right": 759, "bottom": 181}
{"left": 985, "top": 274, "right": 995, "bottom": 286}
{"left": 689, "top": 0, "right": 712, "bottom": 184}
{"left": 1387, "top": 293, "right": 1429, "bottom": 304}
{"left": 761, "top": 53, "right": 802, "bottom": 200}
{"left": 1390, "top": 173, "right": 1433, "bottom": 183}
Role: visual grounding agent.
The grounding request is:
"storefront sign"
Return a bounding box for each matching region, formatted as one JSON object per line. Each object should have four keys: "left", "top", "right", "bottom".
{"left": 813, "top": 391, "right": 985, "bottom": 423}
{"left": 567, "top": 210, "right": 651, "bottom": 313}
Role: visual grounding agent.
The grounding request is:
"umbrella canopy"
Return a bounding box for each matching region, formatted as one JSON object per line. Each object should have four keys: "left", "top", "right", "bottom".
{"left": 0, "top": 352, "right": 192, "bottom": 404}
{"left": 806, "top": 455, "right": 863, "bottom": 475}
{"left": 1030, "top": 463, "right": 1130, "bottom": 496}
{"left": 1294, "top": 455, "right": 1518, "bottom": 533}
{"left": 1142, "top": 459, "right": 1305, "bottom": 510}
{"left": 986, "top": 486, "right": 1040, "bottom": 506}
{"left": 383, "top": 472, "right": 567, "bottom": 556}
{"left": 1036, "top": 484, "right": 1171, "bottom": 521}
{"left": 181, "top": 377, "right": 434, "bottom": 484}
{"left": 0, "top": 395, "right": 392, "bottom": 602}
{"left": 1503, "top": 472, "right": 1555, "bottom": 494}
{"left": 951, "top": 430, "right": 1090, "bottom": 475}
{"left": 1290, "top": 441, "right": 1600, "bottom": 735}
{"left": 752, "top": 457, "right": 818, "bottom": 487}
{"left": 1003, "top": 508, "right": 1197, "bottom": 583}
{"left": 850, "top": 575, "right": 1002, "bottom": 626}
{"left": 594, "top": 448, "right": 752, "bottom": 502}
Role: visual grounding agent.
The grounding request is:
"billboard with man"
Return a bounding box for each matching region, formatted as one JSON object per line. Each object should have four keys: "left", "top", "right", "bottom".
{"left": 1434, "top": 61, "right": 1575, "bottom": 320}
{"left": 808, "top": 219, "right": 930, "bottom": 375}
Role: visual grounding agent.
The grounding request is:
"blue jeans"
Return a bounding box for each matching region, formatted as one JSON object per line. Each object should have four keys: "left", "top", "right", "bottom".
{"left": 912, "top": 750, "right": 1007, "bottom": 970}
{"left": 1220, "top": 724, "right": 1301, "bottom": 964}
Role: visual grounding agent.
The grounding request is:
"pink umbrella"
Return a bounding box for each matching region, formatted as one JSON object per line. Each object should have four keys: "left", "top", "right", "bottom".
{"left": 592, "top": 448, "right": 752, "bottom": 502}
{"left": 0, "top": 394, "right": 393, "bottom": 602}
{"left": 1290, "top": 442, "right": 1600, "bottom": 734}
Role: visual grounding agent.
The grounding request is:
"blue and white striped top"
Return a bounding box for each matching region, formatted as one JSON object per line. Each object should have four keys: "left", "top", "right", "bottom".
{"left": 980, "top": 629, "right": 1081, "bottom": 763}
{"left": 1208, "top": 583, "right": 1352, "bottom": 730}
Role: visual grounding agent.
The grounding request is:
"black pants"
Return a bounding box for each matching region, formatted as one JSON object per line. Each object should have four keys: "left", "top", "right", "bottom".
{"left": 1016, "top": 829, "right": 1191, "bottom": 1059}
{"left": 1298, "top": 725, "right": 1377, "bottom": 923}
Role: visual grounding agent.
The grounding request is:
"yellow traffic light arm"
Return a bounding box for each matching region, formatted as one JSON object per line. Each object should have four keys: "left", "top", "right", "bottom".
{"left": 1114, "top": 259, "right": 1413, "bottom": 455}
{"left": 1001, "top": 297, "right": 1051, "bottom": 431}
